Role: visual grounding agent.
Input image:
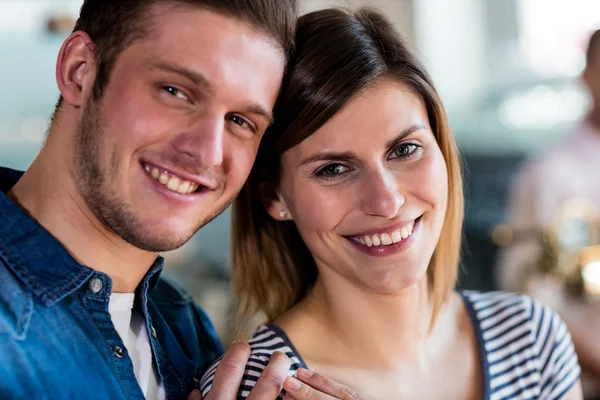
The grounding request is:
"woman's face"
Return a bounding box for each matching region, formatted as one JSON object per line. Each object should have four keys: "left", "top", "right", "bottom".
{"left": 275, "top": 79, "right": 448, "bottom": 293}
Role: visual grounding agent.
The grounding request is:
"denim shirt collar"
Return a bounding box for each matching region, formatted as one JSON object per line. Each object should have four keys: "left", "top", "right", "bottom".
{"left": 0, "top": 167, "right": 164, "bottom": 306}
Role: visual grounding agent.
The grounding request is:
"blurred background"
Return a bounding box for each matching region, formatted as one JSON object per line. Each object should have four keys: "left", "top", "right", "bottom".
{"left": 1, "top": 0, "right": 599, "bottom": 356}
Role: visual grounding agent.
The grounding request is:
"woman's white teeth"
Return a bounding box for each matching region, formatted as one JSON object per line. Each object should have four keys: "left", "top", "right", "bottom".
{"left": 401, "top": 227, "right": 409, "bottom": 239}
{"left": 359, "top": 221, "right": 415, "bottom": 247}
{"left": 372, "top": 235, "right": 381, "bottom": 246}
{"left": 380, "top": 233, "right": 392, "bottom": 245}
{"left": 145, "top": 165, "right": 198, "bottom": 194}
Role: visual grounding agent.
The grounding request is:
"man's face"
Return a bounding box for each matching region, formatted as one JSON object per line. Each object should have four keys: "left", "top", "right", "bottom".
{"left": 72, "top": 4, "right": 285, "bottom": 252}
{"left": 584, "top": 41, "right": 600, "bottom": 105}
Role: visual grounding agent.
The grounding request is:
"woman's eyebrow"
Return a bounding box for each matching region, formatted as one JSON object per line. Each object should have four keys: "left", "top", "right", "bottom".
{"left": 300, "top": 151, "right": 356, "bottom": 166}
{"left": 385, "top": 124, "right": 427, "bottom": 149}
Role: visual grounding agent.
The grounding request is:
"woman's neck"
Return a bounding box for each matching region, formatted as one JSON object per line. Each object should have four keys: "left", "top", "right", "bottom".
{"left": 276, "top": 270, "right": 453, "bottom": 370}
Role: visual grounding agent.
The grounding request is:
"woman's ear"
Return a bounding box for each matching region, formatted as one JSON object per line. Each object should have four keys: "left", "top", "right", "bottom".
{"left": 259, "top": 180, "right": 292, "bottom": 221}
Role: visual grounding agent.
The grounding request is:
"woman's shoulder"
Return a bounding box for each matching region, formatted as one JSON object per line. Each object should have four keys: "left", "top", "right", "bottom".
{"left": 199, "top": 324, "right": 306, "bottom": 399}
{"left": 460, "top": 289, "right": 561, "bottom": 329}
{"left": 460, "top": 290, "right": 580, "bottom": 398}
{"left": 460, "top": 289, "right": 572, "bottom": 344}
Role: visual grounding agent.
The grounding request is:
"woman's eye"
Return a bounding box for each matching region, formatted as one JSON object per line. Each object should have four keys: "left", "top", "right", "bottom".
{"left": 316, "top": 163, "right": 350, "bottom": 179}
{"left": 391, "top": 143, "right": 419, "bottom": 159}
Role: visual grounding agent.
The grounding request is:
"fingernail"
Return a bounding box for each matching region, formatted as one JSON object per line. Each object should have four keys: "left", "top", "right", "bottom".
{"left": 285, "top": 376, "right": 302, "bottom": 391}
{"left": 188, "top": 390, "right": 201, "bottom": 400}
{"left": 296, "top": 368, "right": 313, "bottom": 379}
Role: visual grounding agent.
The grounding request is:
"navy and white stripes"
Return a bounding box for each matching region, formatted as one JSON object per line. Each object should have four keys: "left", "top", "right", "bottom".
{"left": 462, "top": 291, "right": 580, "bottom": 400}
{"left": 200, "top": 324, "right": 304, "bottom": 399}
{"left": 201, "top": 291, "right": 580, "bottom": 399}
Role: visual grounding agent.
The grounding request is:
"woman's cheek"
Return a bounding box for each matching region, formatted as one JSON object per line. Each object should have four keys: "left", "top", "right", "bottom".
{"left": 291, "top": 183, "right": 349, "bottom": 235}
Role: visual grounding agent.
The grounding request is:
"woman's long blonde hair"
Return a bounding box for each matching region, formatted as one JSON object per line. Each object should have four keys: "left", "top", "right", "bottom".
{"left": 232, "top": 7, "right": 464, "bottom": 332}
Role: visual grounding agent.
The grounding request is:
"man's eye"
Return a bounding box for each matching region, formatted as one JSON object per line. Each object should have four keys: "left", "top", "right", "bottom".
{"left": 162, "top": 86, "right": 188, "bottom": 100}
{"left": 229, "top": 115, "right": 250, "bottom": 128}
{"left": 315, "top": 163, "right": 350, "bottom": 180}
{"left": 226, "top": 114, "right": 257, "bottom": 136}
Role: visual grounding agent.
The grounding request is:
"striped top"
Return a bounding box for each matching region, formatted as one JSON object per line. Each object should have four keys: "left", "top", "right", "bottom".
{"left": 200, "top": 291, "right": 580, "bottom": 400}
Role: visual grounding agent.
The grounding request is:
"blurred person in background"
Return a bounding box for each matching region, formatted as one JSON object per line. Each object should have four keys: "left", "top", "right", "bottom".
{"left": 497, "top": 29, "right": 600, "bottom": 398}
{"left": 200, "top": 7, "right": 583, "bottom": 400}
{"left": 0, "top": 1, "right": 362, "bottom": 399}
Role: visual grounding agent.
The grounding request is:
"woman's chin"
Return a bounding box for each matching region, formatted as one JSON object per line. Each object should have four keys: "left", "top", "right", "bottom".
{"left": 359, "top": 269, "right": 427, "bottom": 294}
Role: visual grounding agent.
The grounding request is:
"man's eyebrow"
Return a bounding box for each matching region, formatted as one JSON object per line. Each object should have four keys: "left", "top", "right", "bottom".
{"left": 149, "top": 62, "right": 215, "bottom": 95}
{"left": 300, "top": 151, "right": 357, "bottom": 166}
{"left": 149, "top": 62, "right": 273, "bottom": 125}
{"left": 242, "top": 104, "right": 274, "bottom": 125}
{"left": 385, "top": 124, "right": 427, "bottom": 149}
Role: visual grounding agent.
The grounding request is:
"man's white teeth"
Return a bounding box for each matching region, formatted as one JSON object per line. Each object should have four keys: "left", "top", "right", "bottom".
{"left": 357, "top": 221, "right": 415, "bottom": 247}
{"left": 144, "top": 164, "right": 199, "bottom": 194}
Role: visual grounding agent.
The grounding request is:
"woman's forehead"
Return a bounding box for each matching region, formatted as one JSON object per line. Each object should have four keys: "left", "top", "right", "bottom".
{"left": 285, "top": 82, "right": 431, "bottom": 158}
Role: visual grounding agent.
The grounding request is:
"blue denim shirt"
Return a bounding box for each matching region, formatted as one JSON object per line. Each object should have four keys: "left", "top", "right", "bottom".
{"left": 0, "top": 167, "right": 223, "bottom": 399}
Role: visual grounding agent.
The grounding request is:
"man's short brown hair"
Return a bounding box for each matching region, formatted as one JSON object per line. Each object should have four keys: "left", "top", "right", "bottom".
{"left": 587, "top": 28, "right": 600, "bottom": 66}
{"left": 54, "top": 0, "right": 297, "bottom": 113}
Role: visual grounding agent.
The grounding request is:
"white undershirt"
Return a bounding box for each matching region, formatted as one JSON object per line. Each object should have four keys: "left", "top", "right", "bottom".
{"left": 109, "top": 293, "right": 166, "bottom": 400}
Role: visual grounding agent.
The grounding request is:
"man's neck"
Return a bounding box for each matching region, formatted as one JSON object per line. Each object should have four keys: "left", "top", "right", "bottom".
{"left": 7, "top": 148, "right": 157, "bottom": 293}
{"left": 588, "top": 107, "right": 600, "bottom": 132}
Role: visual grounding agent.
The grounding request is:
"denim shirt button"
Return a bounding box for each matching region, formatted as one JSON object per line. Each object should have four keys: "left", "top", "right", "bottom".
{"left": 151, "top": 326, "right": 157, "bottom": 339}
{"left": 88, "top": 278, "right": 103, "bottom": 294}
{"left": 113, "top": 346, "right": 124, "bottom": 358}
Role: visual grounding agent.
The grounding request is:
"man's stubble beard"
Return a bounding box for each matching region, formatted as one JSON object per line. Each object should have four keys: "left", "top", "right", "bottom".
{"left": 72, "top": 95, "right": 235, "bottom": 253}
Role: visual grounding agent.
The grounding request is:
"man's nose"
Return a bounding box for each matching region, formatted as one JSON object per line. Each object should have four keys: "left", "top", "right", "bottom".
{"left": 172, "top": 115, "right": 225, "bottom": 169}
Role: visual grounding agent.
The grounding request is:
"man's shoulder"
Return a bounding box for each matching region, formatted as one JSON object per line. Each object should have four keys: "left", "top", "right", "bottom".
{"left": 148, "top": 275, "right": 224, "bottom": 369}
{"left": 148, "top": 275, "right": 219, "bottom": 343}
{"left": 0, "top": 167, "right": 23, "bottom": 193}
{"left": 519, "top": 132, "right": 583, "bottom": 183}
{"left": 149, "top": 274, "right": 194, "bottom": 305}
{"left": 0, "top": 259, "right": 34, "bottom": 341}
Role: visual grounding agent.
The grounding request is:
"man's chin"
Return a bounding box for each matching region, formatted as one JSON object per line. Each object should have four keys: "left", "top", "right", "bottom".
{"left": 113, "top": 218, "right": 200, "bottom": 253}
{"left": 125, "top": 231, "right": 195, "bottom": 253}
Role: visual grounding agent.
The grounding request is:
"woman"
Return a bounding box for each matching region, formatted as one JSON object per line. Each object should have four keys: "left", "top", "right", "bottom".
{"left": 201, "top": 7, "right": 582, "bottom": 400}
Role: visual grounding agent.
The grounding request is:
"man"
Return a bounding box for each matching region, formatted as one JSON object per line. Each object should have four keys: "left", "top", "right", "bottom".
{"left": 498, "top": 29, "right": 600, "bottom": 397}
{"left": 0, "top": 1, "right": 360, "bottom": 399}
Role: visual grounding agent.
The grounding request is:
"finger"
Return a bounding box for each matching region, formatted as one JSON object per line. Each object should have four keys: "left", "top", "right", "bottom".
{"left": 246, "top": 351, "right": 291, "bottom": 400}
{"left": 188, "top": 389, "right": 202, "bottom": 400}
{"left": 283, "top": 376, "right": 336, "bottom": 400}
{"left": 290, "top": 369, "right": 361, "bottom": 400}
{"left": 206, "top": 341, "right": 251, "bottom": 400}
{"left": 282, "top": 393, "right": 297, "bottom": 400}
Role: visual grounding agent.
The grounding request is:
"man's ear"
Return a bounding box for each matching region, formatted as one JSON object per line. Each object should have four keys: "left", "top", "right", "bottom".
{"left": 56, "top": 31, "right": 97, "bottom": 108}
{"left": 259, "top": 180, "right": 292, "bottom": 221}
{"left": 582, "top": 66, "right": 590, "bottom": 88}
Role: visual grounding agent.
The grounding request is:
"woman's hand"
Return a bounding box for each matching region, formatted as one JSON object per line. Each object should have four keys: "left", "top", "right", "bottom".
{"left": 187, "top": 342, "right": 361, "bottom": 400}
{"left": 282, "top": 368, "right": 361, "bottom": 400}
